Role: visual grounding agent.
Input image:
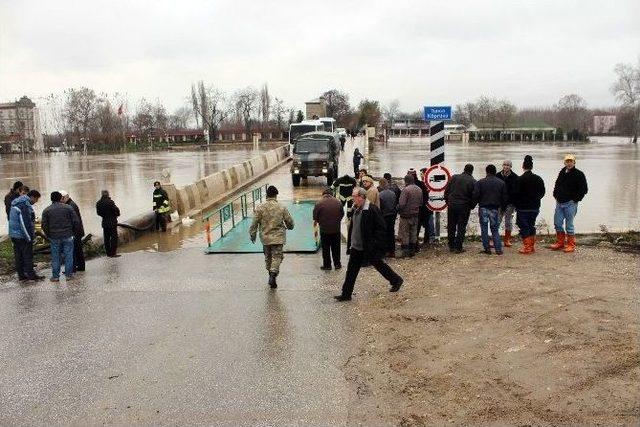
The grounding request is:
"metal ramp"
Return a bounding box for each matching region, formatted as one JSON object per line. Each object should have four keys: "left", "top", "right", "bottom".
{"left": 203, "top": 186, "right": 319, "bottom": 254}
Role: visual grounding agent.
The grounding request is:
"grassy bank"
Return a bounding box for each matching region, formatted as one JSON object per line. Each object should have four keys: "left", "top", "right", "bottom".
{"left": 0, "top": 237, "right": 104, "bottom": 276}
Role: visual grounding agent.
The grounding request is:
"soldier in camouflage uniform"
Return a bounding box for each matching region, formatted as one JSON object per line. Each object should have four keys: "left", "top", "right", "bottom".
{"left": 249, "top": 186, "right": 295, "bottom": 288}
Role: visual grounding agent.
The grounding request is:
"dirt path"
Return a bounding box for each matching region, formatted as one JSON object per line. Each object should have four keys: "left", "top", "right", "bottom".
{"left": 342, "top": 243, "right": 639, "bottom": 426}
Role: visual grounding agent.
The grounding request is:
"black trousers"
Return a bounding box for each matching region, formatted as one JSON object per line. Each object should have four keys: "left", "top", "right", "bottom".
{"left": 73, "top": 234, "right": 85, "bottom": 271}
{"left": 447, "top": 204, "right": 471, "bottom": 250}
{"left": 384, "top": 215, "right": 396, "bottom": 253}
{"left": 103, "top": 226, "right": 118, "bottom": 256}
{"left": 516, "top": 210, "right": 539, "bottom": 238}
{"left": 320, "top": 232, "right": 341, "bottom": 268}
{"left": 11, "top": 238, "right": 36, "bottom": 279}
{"left": 340, "top": 249, "right": 402, "bottom": 297}
{"left": 155, "top": 212, "right": 167, "bottom": 231}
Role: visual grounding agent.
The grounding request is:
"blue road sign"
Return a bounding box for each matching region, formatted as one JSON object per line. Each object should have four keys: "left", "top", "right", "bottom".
{"left": 424, "top": 106, "right": 452, "bottom": 121}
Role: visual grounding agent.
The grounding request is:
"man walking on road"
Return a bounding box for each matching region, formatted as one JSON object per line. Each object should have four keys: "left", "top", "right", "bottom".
{"left": 514, "top": 155, "right": 546, "bottom": 254}
{"left": 249, "top": 185, "right": 294, "bottom": 289}
{"left": 96, "top": 190, "right": 121, "bottom": 258}
{"left": 444, "top": 164, "right": 476, "bottom": 253}
{"left": 335, "top": 187, "right": 403, "bottom": 302}
{"left": 496, "top": 160, "right": 519, "bottom": 247}
{"left": 314, "top": 188, "right": 344, "bottom": 271}
{"left": 397, "top": 174, "right": 423, "bottom": 257}
{"left": 473, "top": 164, "right": 508, "bottom": 255}
{"left": 42, "top": 191, "right": 81, "bottom": 282}
{"left": 8, "top": 189, "right": 44, "bottom": 282}
{"left": 352, "top": 148, "right": 364, "bottom": 176}
{"left": 549, "top": 154, "right": 588, "bottom": 253}
{"left": 60, "top": 190, "right": 86, "bottom": 272}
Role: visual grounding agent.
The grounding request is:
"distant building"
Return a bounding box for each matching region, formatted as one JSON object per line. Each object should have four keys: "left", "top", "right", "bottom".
{"left": 592, "top": 115, "right": 617, "bottom": 134}
{"left": 467, "top": 122, "right": 557, "bottom": 142}
{"left": 305, "top": 97, "right": 327, "bottom": 120}
{"left": 0, "top": 96, "right": 44, "bottom": 153}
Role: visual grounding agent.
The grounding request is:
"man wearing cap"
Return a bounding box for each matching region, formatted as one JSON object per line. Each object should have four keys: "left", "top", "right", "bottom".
{"left": 514, "top": 155, "right": 546, "bottom": 254}
{"left": 360, "top": 175, "right": 380, "bottom": 208}
{"left": 550, "top": 154, "right": 588, "bottom": 252}
{"left": 61, "top": 190, "right": 86, "bottom": 272}
{"left": 496, "top": 160, "right": 519, "bottom": 247}
{"left": 313, "top": 188, "right": 344, "bottom": 270}
{"left": 249, "top": 185, "right": 295, "bottom": 289}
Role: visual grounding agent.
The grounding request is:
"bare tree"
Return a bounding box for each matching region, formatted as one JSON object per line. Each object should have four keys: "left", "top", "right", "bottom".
{"left": 234, "top": 87, "right": 259, "bottom": 139}
{"left": 495, "top": 99, "right": 517, "bottom": 129}
{"left": 272, "top": 97, "right": 286, "bottom": 131}
{"left": 191, "top": 81, "right": 228, "bottom": 143}
{"left": 611, "top": 60, "right": 640, "bottom": 143}
{"left": 169, "top": 106, "right": 193, "bottom": 129}
{"left": 64, "top": 87, "right": 102, "bottom": 151}
{"left": 382, "top": 99, "right": 400, "bottom": 125}
{"left": 555, "top": 94, "right": 590, "bottom": 140}
{"left": 259, "top": 83, "right": 271, "bottom": 125}
{"left": 321, "top": 89, "right": 351, "bottom": 125}
{"left": 132, "top": 99, "right": 155, "bottom": 142}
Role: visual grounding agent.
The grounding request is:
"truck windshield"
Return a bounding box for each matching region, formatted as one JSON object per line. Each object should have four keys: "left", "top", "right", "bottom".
{"left": 290, "top": 125, "right": 316, "bottom": 141}
{"left": 294, "top": 139, "right": 329, "bottom": 153}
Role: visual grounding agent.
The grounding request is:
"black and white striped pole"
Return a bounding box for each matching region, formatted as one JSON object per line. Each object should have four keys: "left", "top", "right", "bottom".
{"left": 423, "top": 106, "right": 452, "bottom": 239}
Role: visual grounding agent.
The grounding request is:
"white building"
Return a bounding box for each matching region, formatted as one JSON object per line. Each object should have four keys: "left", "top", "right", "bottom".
{"left": 0, "top": 96, "right": 44, "bottom": 152}
{"left": 592, "top": 115, "right": 617, "bottom": 134}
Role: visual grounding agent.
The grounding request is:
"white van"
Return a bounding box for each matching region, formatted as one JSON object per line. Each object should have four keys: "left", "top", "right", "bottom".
{"left": 289, "top": 120, "right": 324, "bottom": 145}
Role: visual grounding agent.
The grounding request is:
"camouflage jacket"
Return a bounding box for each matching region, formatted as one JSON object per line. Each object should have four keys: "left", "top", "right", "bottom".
{"left": 249, "top": 198, "right": 295, "bottom": 245}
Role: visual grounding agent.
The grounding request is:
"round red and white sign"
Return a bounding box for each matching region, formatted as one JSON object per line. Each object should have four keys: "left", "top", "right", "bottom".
{"left": 424, "top": 164, "right": 451, "bottom": 192}
{"left": 426, "top": 191, "right": 447, "bottom": 212}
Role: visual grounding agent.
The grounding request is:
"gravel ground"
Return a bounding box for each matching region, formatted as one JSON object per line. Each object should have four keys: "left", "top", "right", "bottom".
{"left": 340, "top": 241, "right": 639, "bottom": 426}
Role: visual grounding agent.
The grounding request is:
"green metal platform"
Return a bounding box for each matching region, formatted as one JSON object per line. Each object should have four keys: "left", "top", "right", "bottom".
{"left": 204, "top": 200, "right": 320, "bottom": 254}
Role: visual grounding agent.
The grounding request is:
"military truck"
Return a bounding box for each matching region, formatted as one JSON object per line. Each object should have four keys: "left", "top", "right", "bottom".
{"left": 290, "top": 131, "right": 340, "bottom": 187}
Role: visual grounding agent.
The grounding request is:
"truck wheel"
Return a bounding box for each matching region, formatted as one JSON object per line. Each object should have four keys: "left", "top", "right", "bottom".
{"left": 292, "top": 175, "right": 301, "bottom": 187}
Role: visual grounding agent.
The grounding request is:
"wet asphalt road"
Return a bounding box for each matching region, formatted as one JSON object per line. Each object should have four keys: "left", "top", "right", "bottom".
{"left": 0, "top": 246, "right": 356, "bottom": 425}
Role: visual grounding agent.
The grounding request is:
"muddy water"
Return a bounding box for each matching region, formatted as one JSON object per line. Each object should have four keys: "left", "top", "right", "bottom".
{"left": 0, "top": 145, "right": 280, "bottom": 235}
{"left": 367, "top": 136, "right": 639, "bottom": 232}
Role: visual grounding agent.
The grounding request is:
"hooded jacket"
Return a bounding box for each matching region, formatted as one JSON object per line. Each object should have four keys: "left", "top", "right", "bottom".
{"left": 8, "top": 195, "right": 35, "bottom": 241}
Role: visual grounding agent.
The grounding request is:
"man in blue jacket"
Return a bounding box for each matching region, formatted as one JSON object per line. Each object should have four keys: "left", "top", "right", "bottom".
{"left": 8, "top": 189, "right": 43, "bottom": 281}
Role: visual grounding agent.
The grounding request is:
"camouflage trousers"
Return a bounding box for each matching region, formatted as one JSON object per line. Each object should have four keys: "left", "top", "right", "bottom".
{"left": 263, "top": 244, "right": 284, "bottom": 275}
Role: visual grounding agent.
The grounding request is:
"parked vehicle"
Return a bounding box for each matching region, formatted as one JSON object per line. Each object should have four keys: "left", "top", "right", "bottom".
{"left": 290, "top": 131, "right": 340, "bottom": 187}
{"left": 319, "top": 117, "right": 337, "bottom": 133}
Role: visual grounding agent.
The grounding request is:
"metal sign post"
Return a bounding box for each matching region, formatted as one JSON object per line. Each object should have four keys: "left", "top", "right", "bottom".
{"left": 424, "top": 106, "right": 452, "bottom": 239}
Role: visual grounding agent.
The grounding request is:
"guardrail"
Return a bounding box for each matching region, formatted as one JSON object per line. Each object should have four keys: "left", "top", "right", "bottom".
{"left": 202, "top": 184, "right": 268, "bottom": 247}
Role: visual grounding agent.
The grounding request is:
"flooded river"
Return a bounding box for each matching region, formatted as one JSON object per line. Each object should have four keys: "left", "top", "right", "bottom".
{"left": 368, "top": 136, "right": 639, "bottom": 232}
{"left": 0, "top": 145, "right": 278, "bottom": 236}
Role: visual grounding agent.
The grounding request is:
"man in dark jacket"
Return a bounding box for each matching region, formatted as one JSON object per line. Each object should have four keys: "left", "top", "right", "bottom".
{"left": 60, "top": 190, "right": 86, "bottom": 272}
{"left": 96, "top": 190, "right": 121, "bottom": 257}
{"left": 473, "top": 164, "right": 508, "bottom": 254}
{"left": 332, "top": 174, "right": 357, "bottom": 218}
{"left": 378, "top": 178, "right": 398, "bottom": 257}
{"left": 496, "top": 160, "right": 519, "bottom": 247}
{"left": 382, "top": 173, "right": 401, "bottom": 202}
{"left": 444, "top": 164, "right": 476, "bottom": 253}
{"left": 414, "top": 168, "right": 434, "bottom": 248}
{"left": 8, "top": 190, "right": 43, "bottom": 281}
{"left": 4, "top": 181, "right": 23, "bottom": 221}
{"left": 42, "top": 191, "right": 81, "bottom": 282}
{"left": 153, "top": 181, "right": 171, "bottom": 232}
{"left": 397, "top": 174, "right": 423, "bottom": 257}
{"left": 549, "top": 154, "right": 588, "bottom": 253}
{"left": 352, "top": 148, "right": 364, "bottom": 176}
{"left": 335, "top": 187, "right": 403, "bottom": 301}
{"left": 514, "top": 155, "right": 546, "bottom": 254}
{"left": 313, "top": 188, "right": 344, "bottom": 270}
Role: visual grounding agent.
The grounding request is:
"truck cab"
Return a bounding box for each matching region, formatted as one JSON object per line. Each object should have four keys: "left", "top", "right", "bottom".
{"left": 290, "top": 131, "right": 340, "bottom": 187}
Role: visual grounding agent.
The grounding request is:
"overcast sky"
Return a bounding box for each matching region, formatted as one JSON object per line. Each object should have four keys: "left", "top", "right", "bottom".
{"left": 1, "top": 0, "right": 638, "bottom": 114}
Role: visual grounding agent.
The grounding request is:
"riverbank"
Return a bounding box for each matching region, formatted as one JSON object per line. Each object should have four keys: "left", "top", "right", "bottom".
{"left": 341, "top": 240, "right": 640, "bottom": 425}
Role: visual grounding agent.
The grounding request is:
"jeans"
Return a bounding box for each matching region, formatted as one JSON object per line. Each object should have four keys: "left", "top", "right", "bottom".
{"left": 320, "top": 232, "right": 341, "bottom": 268}
{"left": 417, "top": 208, "right": 435, "bottom": 243}
{"left": 478, "top": 207, "right": 502, "bottom": 251}
{"left": 50, "top": 236, "right": 74, "bottom": 279}
{"left": 499, "top": 204, "right": 516, "bottom": 232}
{"left": 340, "top": 249, "right": 402, "bottom": 297}
{"left": 554, "top": 201, "right": 578, "bottom": 235}
{"left": 516, "top": 210, "right": 539, "bottom": 238}
{"left": 447, "top": 204, "right": 471, "bottom": 251}
{"left": 11, "top": 238, "right": 37, "bottom": 279}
